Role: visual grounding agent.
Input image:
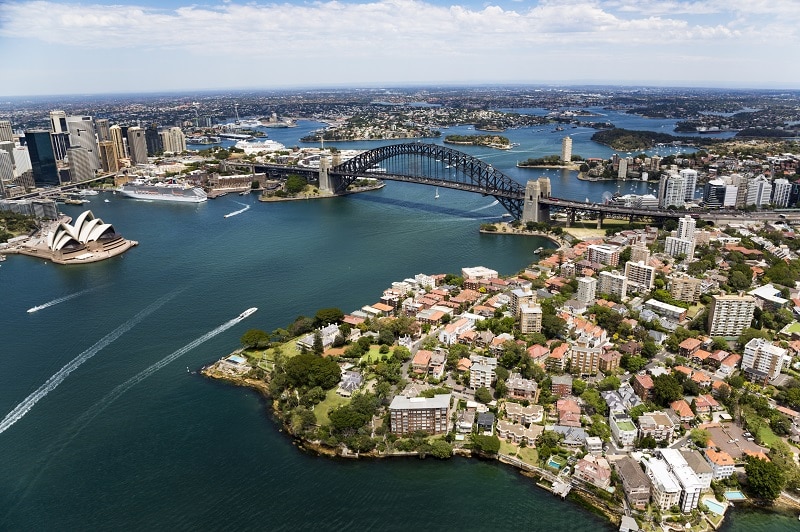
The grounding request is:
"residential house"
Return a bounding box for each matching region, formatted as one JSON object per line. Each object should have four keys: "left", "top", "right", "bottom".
{"left": 585, "top": 436, "right": 603, "bottom": 455}
{"left": 704, "top": 448, "right": 735, "bottom": 480}
{"left": 610, "top": 412, "right": 638, "bottom": 451}
{"left": 574, "top": 455, "right": 612, "bottom": 489}
{"left": 718, "top": 354, "right": 741, "bottom": 377}
{"left": 557, "top": 398, "right": 582, "bottom": 427}
{"left": 476, "top": 412, "right": 495, "bottom": 435}
{"left": 632, "top": 374, "right": 654, "bottom": 401}
{"left": 337, "top": 370, "right": 363, "bottom": 397}
{"left": 506, "top": 373, "right": 539, "bottom": 402}
{"left": 412, "top": 349, "right": 432, "bottom": 375}
{"left": 438, "top": 317, "right": 474, "bottom": 346}
{"left": 679, "top": 337, "right": 703, "bottom": 358}
{"left": 429, "top": 351, "right": 447, "bottom": 380}
{"left": 504, "top": 402, "right": 543, "bottom": 425}
{"left": 527, "top": 344, "right": 550, "bottom": 366}
{"left": 546, "top": 343, "right": 570, "bottom": 372}
{"left": 456, "top": 408, "right": 476, "bottom": 433}
{"left": 670, "top": 399, "right": 695, "bottom": 423}
{"left": 599, "top": 350, "right": 622, "bottom": 373}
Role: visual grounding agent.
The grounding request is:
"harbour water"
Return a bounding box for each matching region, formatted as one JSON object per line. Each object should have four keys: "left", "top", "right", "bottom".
{"left": 0, "top": 119, "right": 793, "bottom": 530}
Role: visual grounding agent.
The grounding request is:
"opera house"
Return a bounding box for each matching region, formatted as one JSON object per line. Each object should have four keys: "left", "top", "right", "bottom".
{"left": 7, "top": 210, "right": 137, "bottom": 265}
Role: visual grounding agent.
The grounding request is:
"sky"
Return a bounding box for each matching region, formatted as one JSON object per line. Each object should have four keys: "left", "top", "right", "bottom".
{"left": 1, "top": 0, "right": 799, "bottom": 96}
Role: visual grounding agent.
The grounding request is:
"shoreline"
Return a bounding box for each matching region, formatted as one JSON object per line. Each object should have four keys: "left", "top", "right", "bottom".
{"left": 477, "top": 223, "right": 568, "bottom": 249}
{"left": 201, "top": 363, "right": 624, "bottom": 527}
{"left": 258, "top": 182, "right": 385, "bottom": 202}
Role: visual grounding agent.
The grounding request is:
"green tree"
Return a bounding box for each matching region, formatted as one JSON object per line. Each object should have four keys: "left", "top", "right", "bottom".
{"left": 652, "top": 374, "right": 684, "bottom": 406}
{"left": 284, "top": 352, "right": 341, "bottom": 389}
{"left": 588, "top": 415, "right": 611, "bottom": 442}
{"left": 598, "top": 375, "right": 621, "bottom": 391}
{"left": 745, "top": 456, "right": 786, "bottom": 501}
{"left": 312, "top": 330, "right": 324, "bottom": 355}
{"left": 471, "top": 434, "right": 501, "bottom": 454}
{"left": 475, "top": 387, "right": 493, "bottom": 404}
{"left": 240, "top": 329, "right": 269, "bottom": 349}
{"left": 429, "top": 439, "right": 453, "bottom": 459}
{"left": 314, "top": 307, "right": 344, "bottom": 326}
{"left": 285, "top": 174, "right": 308, "bottom": 195}
{"left": 689, "top": 428, "right": 710, "bottom": 447}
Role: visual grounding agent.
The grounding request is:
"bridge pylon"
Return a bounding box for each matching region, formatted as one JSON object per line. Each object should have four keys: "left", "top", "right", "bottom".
{"left": 522, "top": 177, "right": 551, "bottom": 223}
{"left": 319, "top": 154, "right": 333, "bottom": 193}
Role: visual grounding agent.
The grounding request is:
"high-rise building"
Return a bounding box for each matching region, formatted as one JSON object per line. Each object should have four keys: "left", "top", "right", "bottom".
{"left": 676, "top": 216, "right": 696, "bottom": 241}
{"left": 98, "top": 140, "right": 120, "bottom": 173}
{"left": 67, "top": 146, "right": 95, "bottom": 182}
{"left": 742, "top": 338, "right": 788, "bottom": 384}
{"left": 50, "top": 132, "right": 71, "bottom": 161}
{"left": 624, "top": 260, "right": 656, "bottom": 293}
{"left": 49, "top": 110, "right": 68, "bottom": 134}
{"left": 707, "top": 294, "right": 756, "bottom": 337}
{"left": 24, "top": 130, "right": 60, "bottom": 187}
{"left": 145, "top": 124, "right": 163, "bottom": 156}
{"left": 665, "top": 215, "right": 696, "bottom": 259}
{"left": 746, "top": 175, "right": 772, "bottom": 207}
{"left": 109, "top": 125, "right": 126, "bottom": 161}
{"left": 587, "top": 244, "right": 620, "bottom": 266}
{"left": 617, "top": 158, "right": 628, "bottom": 179}
{"left": 0, "top": 141, "right": 13, "bottom": 162}
{"left": 576, "top": 276, "right": 597, "bottom": 304}
{"left": 0, "top": 120, "right": 13, "bottom": 142}
{"left": 630, "top": 242, "right": 650, "bottom": 264}
{"left": 680, "top": 169, "right": 697, "bottom": 201}
{"left": 659, "top": 172, "right": 686, "bottom": 209}
{"left": 703, "top": 179, "right": 726, "bottom": 209}
{"left": 160, "top": 127, "right": 186, "bottom": 154}
{"left": 13, "top": 146, "right": 32, "bottom": 177}
{"left": 127, "top": 127, "right": 148, "bottom": 165}
{"left": 95, "top": 118, "right": 111, "bottom": 142}
{"left": 519, "top": 304, "right": 543, "bottom": 334}
{"left": 561, "top": 136, "right": 572, "bottom": 163}
{"left": 772, "top": 178, "right": 792, "bottom": 208}
{"left": 66, "top": 116, "right": 100, "bottom": 170}
{"left": 0, "top": 151, "right": 14, "bottom": 198}
{"left": 669, "top": 274, "right": 702, "bottom": 303}
{"left": 598, "top": 270, "right": 627, "bottom": 299}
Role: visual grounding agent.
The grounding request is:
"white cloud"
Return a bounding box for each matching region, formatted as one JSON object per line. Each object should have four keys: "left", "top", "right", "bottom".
{"left": 0, "top": 0, "right": 798, "bottom": 94}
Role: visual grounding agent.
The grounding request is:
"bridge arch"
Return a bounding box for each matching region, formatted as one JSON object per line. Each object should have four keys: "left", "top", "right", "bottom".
{"left": 330, "top": 143, "right": 527, "bottom": 219}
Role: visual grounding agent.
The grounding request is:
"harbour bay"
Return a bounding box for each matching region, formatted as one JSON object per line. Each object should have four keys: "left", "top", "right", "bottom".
{"left": 0, "top": 118, "right": 795, "bottom": 530}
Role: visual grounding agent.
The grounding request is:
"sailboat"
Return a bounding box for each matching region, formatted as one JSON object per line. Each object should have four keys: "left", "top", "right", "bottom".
{"left": 435, "top": 187, "right": 440, "bottom": 199}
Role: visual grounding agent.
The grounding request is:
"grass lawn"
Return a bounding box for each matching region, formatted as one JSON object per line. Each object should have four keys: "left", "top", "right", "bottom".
{"left": 499, "top": 440, "right": 538, "bottom": 465}
{"left": 313, "top": 388, "right": 350, "bottom": 426}
{"left": 784, "top": 321, "right": 800, "bottom": 334}
{"left": 757, "top": 425, "right": 780, "bottom": 447}
{"left": 360, "top": 346, "right": 392, "bottom": 364}
{"left": 242, "top": 339, "right": 302, "bottom": 367}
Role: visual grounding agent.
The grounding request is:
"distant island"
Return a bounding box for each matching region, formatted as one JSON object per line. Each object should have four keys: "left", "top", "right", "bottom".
{"left": 590, "top": 128, "right": 720, "bottom": 151}
{"left": 444, "top": 134, "right": 512, "bottom": 150}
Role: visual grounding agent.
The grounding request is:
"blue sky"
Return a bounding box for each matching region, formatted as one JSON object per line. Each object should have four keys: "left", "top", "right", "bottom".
{"left": 1, "top": 0, "right": 799, "bottom": 96}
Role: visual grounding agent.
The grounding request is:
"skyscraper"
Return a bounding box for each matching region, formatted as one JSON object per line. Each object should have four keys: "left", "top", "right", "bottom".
{"left": 24, "top": 129, "right": 60, "bottom": 187}
{"left": 707, "top": 295, "right": 756, "bottom": 337}
{"left": 680, "top": 169, "right": 697, "bottom": 201}
{"left": 0, "top": 151, "right": 14, "bottom": 198}
{"left": 67, "top": 146, "right": 95, "bottom": 182}
{"left": 771, "top": 178, "right": 792, "bottom": 208}
{"left": 109, "top": 125, "right": 126, "bottom": 161}
{"left": 66, "top": 116, "right": 100, "bottom": 170}
{"left": 659, "top": 172, "right": 686, "bottom": 209}
{"left": 127, "top": 127, "right": 147, "bottom": 165}
{"left": 49, "top": 110, "right": 68, "bottom": 134}
{"left": 0, "top": 120, "right": 13, "bottom": 142}
{"left": 746, "top": 175, "right": 772, "bottom": 207}
{"left": 160, "top": 127, "right": 187, "bottom": 154}
{"left": 145, "top": 124, "right": 163, "bottom": 156}
{"left": 561, "top": 136, "right": 572, "bottom": 163}
{"left": 95, "top": 118, "right": 111, "bottom": 142}
{"left": 50, "top": 132, "right": 71, "bottom": 161}
{"left": 98, "top": 140, "right": 120, "bottom": 173}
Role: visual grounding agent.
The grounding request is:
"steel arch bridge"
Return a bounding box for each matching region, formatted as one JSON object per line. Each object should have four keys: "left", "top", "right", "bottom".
{"left": 329, "top": 143, "right": 527, "bottom": 219}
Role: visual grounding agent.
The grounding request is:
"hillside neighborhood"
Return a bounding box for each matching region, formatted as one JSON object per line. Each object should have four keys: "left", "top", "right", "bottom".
{"left": 208, "top": 213, "right": 800, "bottom": 531}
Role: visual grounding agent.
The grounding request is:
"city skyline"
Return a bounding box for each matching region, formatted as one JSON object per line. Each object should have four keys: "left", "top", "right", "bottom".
{"left": 1, "top": 0, "right": 800, "bottom": 97}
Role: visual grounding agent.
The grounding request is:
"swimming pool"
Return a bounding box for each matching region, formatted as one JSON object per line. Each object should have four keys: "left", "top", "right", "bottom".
{"left": 703, "top": 498, "right": 727, "bottom": 515}
{"left": 547, "top": 458, "right": 562, "bottom": 470}
{"left": 724, "top": 490, "right": 746, "bottom": 501}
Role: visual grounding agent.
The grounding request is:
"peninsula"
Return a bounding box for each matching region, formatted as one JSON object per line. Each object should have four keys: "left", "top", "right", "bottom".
{"left": 443, "top": 134, "right": 512, "bottom": 150}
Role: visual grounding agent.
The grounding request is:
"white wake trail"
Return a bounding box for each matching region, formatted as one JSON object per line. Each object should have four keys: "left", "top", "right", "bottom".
{"left": 0, "top": 292, "right": 177, "bottom": 435}
{"left": 223, "top": 202, "right": 251, "bottom": 218}
{"left": 75, "top": 313, "right": 248, "bottom": 427}
{"left": 27, "top": 285, "right": 106, "bottom": 314}
{"left": 469, "top": 199, "right": 500, "bottom": 212}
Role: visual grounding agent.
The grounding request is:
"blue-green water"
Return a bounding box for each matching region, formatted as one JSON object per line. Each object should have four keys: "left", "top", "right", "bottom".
{"left": 0, "top": 128, "right": 791, "bottom": 529}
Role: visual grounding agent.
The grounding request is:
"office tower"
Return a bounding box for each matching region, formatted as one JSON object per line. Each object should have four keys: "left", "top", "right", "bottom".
{"left": 576, "top": 276, "right": 597, "bottom": 304}
{"left": 109, "top": 125, "right": 126, "bottom": 160}
{"left": 67, "top": 146, "right": 95, "bottom": 182}
{"left": 95, "top": 119, "right": 111, "bottom": 142}
{"left": 680, "top": 169, "right": 697, "bottom": 201}
{"left": 98, "top": 140, "right": 120, "bottom": 173}
{"left": 127, "top": 126, "right": 147, "bottom": 165}
{"left": 723, "top": 184, "right": 738, "bottom": 208}
{"left": 0, "top": 151, "right": 13, "bottom": 198}
{"left": 0, "top": 120, "right": 13, "bottom": 142}
{"left": 160, "top": 127, "right": 186, "bottom": 153}
{"left": 0, "top": 141, "right": 13, "bottom": 162}
{"left": 703, "top": 179, "right": 726, "bottom": 209}
{"left": 49, "top": 110, "right": 68, "bottom": 133}
{"left": 624, "top": 260, "right": 656, "bottom": 293}
{"left": 145, "top": 124, "right": 163, "bottom": 155}
{"left": 771, "top": 178, "right": 792, "bottom": 208}
{"left": 50, "top": 132, "right": 71, "bottom": 161}
{"left": 24, "top": 129, "right": 60, "bottom": 187}
{"left": 66, "top": 116, "right": 100, "bottom": 170}
{"left": 561, "top": 136, "right": 572, "bottom": 163}
{"left": 13, "top": 146, "right": 32, "bottom": 177}
{"left": 707, "top": 295, "right": 756, "bottom": 337}
{"left": 746, "top": 175, "right": 771, "bottom": 207}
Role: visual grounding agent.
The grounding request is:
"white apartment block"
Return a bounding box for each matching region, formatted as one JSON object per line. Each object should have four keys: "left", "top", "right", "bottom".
{"left": 742, "top": 337, "right": 789, "bottom": 384}
{"left": 644, "top": 458, "right": 682, "bottom": 512}
{"left": 587, "top": 244, "right": 620, "bottom": 266}
{"left": 598, "top": 270, "right": 627, "bottom": 299}
{"left": 576, "top": 276, "right": 597, "bottom": 304}
{"left": 624, "top": 260, "right": 656, "bottom": 293}
{"left": 707, "top": 294, "right": 756, "bottom": 337}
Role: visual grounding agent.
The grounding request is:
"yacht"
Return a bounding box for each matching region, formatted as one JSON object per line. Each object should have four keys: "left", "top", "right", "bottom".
{"left": 239, "top": 307, "right": 258, "bottom": 319}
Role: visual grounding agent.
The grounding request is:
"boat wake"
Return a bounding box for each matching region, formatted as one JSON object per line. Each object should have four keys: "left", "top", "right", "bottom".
{"left": 224, "top": 202, "right": 250, "bottom": 218}
{"left": 72, "top": 312, "right": 250, "bottom": 431}
{"left": 27, "top": 285, "right": 107, "bottom": 314}
{"left": 0, "top": 291, "right": 178, "bottom": 436}
{"left": 470, "top": 199, "right": 500, "bottom": 212}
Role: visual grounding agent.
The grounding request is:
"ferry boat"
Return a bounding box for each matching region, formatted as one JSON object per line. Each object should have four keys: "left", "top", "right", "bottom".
{"left": 118, "top": 178, "right": 207, "bottom": 203}
{"left": 239, "top": 307, "right": 258, "bottom": 319}
{"left": 534, "top": 247, "right": 544, "bottom": 254}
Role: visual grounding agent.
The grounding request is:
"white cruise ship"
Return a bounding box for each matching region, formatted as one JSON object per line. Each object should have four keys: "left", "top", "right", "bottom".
{"left": 118, "top": 178, "right": 207, "bottom": 203}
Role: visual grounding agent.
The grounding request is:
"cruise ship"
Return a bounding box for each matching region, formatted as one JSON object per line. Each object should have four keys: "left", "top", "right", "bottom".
{"left": 118, "top": 178, "right": 207, "bottom": 203}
